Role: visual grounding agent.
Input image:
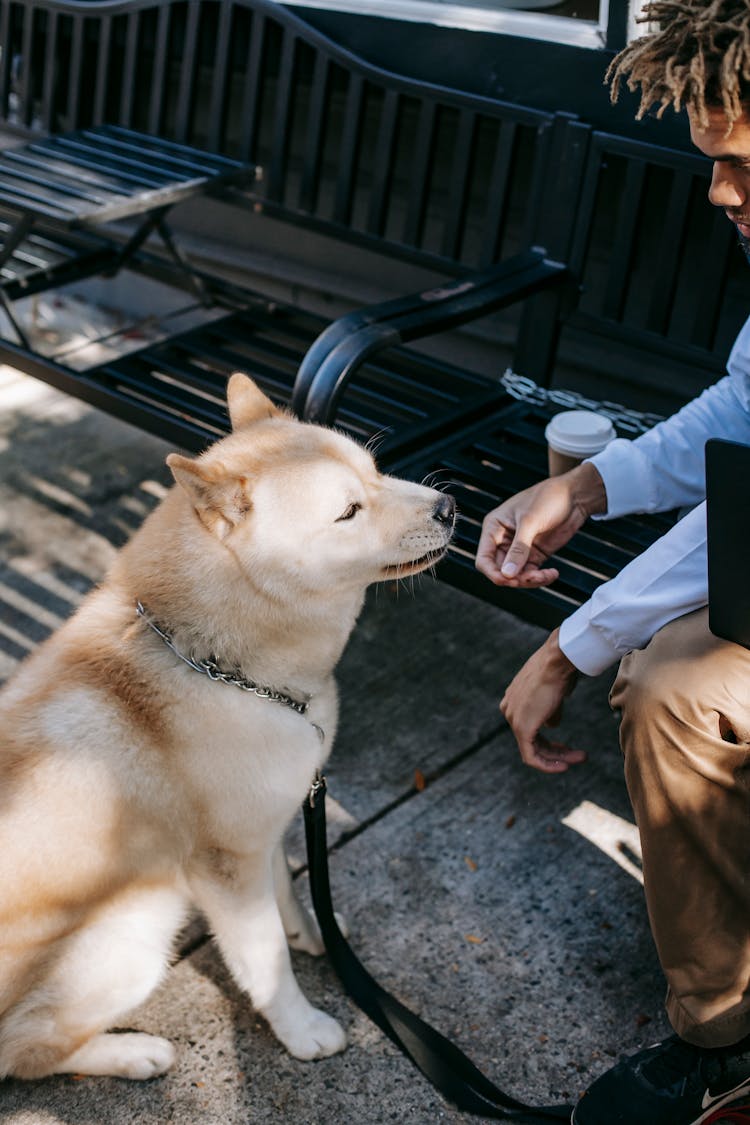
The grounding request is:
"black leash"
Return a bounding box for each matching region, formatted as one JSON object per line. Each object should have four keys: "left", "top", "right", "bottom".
{"left": 303, "top": 775, "right": 573, "bottom": 1123}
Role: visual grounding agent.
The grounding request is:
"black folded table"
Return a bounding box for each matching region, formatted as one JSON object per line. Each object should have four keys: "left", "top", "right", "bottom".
{"left": 0, "top": 124, "right": 258, "bottom": 345}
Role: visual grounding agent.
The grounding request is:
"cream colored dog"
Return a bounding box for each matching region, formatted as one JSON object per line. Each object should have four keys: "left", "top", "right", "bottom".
{"left": 0, "top": 374, "right": 455, "bottom": 1082}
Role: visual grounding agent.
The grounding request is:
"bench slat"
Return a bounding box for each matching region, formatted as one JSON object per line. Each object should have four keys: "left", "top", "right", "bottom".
{"left": 238, "top": 10, "right": 266, "bottom": 163}
{"left": 119, "top": 11, "right": 140, "bottom": 130}
{"left": 646, "top": 170, "right": 694, "bottom": 335}
{"left": 298, "top": 52, "right": 330, "bottom": 214}
{"left": 402, "top": 98, "right": 437, "bottom": 250}
{"left": 441, "top": 108, "right": 477, "bottom": 261}
{"left": 267, "top": 32, "right": 298, "bottom": 202}
{"left": 479, "top": 119, "right": 516, "bottom": 270}
{"left": 175, "top": 0, "right": 202, "bottom": 144}
{"left": 147, "top": 7, "right": 171, "bottom": 136}
{"left": 207, "top": 0, "right": 235, "bottom": 152}
{"left": 366, "top": 89, "right": 400, "bottom": 239}
{"left": 333, "top": 72, "right": 364, "bottom": 226}
{"left": 42, "top": 11, "right": 60, "bottom": 128}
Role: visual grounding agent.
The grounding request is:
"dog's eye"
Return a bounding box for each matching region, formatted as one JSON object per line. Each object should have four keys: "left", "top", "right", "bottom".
{"left": 336, "top": 502, "right": 361, "bottom": 522}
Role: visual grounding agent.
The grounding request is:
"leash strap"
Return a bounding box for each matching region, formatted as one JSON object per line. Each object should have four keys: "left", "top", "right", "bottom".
{"left": 303, "top": 776, "right": 572, "bottom": 1123}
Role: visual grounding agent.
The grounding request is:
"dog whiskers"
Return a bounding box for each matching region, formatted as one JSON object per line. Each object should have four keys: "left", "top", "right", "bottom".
{"left": 421, "top": 471, "right": 453, "bottom": 492}
{"left": 364, "top": 428, "right": 390, "bottom": 457}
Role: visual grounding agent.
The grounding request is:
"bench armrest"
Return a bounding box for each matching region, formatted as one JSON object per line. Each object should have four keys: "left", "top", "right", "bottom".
{"left": 293, "top": 249, "right": 571, "bottom": 425}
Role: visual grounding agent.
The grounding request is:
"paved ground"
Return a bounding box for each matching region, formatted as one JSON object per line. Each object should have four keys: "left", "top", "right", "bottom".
{"left": 0, "top": 366, "right": 671, "bottom": 1124}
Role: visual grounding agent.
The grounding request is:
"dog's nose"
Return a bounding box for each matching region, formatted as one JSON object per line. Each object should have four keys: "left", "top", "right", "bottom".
{"left": 433, "top": 494, "right": 456, "bottom": 527}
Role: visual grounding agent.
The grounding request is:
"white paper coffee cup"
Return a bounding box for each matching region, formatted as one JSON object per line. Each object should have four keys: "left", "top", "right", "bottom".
{"left": 545, "top": 410, "right": 616, "bottom": 476}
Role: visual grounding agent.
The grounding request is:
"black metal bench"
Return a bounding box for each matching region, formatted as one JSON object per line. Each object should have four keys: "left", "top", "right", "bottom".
{"left": 0, "top": 0, "right": 746, "bottom": 630}
{"left": 0, "top": 5, "right": 578, "bottom": 439}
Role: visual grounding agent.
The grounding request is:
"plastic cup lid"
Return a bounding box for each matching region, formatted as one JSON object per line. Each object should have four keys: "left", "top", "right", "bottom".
{"left": 544, "top": 410, "right": 616, "bottom": 457}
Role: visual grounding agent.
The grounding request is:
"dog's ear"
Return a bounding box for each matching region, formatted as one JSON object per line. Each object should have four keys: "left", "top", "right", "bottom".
{"left": 166, "top": 453, "right": 251, "bottom": 540}
{"left": 226, "top": 372, "right": 280, "bottom": 430}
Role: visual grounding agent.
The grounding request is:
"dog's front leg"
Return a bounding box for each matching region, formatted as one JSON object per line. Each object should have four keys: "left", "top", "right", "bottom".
{"left": 189, "top": 854, "right": 346, "bottom": 1060}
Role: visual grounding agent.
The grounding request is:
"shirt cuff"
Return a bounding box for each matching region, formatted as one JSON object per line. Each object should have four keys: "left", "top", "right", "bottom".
{"left": 587, "top": 439, "right": 657, "bottom": 520}
{"left": 559, "top": 605, "right": 621, "bottom": 676}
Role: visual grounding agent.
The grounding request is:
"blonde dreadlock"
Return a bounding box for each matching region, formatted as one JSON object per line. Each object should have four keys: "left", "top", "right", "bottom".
{"left": 607, "top": 1, "right": 750, "bottom": 131}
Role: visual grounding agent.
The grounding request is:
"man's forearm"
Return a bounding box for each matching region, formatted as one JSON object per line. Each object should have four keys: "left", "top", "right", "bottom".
{"left": 569, "top": 461, "right": 608, "bottom": 519}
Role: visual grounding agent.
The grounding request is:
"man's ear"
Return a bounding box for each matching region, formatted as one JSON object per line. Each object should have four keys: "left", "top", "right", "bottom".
{"left": 166, "top": 453, "right": 251, "bottom": 540}
{"left": 226, "top": 372, "right": 280, "bottom": 431}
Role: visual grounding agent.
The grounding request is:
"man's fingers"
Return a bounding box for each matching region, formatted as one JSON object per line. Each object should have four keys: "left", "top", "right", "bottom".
{"left": 516, "top": 733, "right": 587, "bottom": 773}
{"left": 535, "top": 737, "right": 587, "bottom": 770}
{"left": 499, "top": 565, "right": 560, "bottom": 589}
{"left": 517, "top": 736, "right": 569, "bottom": 773}
{"left": 500, "top": 515, "right": 544, "bottom": 578}
{"left": 475, "top": 545, "right": 507, "bottom": 583}
{"left": 476, "top": 516, "right": 512, "bottom": 582}
{"left": 499, "top": 533, "right": 532, "bottom": 578}
{"left": 476, "top": 511, "right": 559, "bottom": 587}
{"left": 530, "top": 755, "right": 571, "bottom": 774}
{"left": 478, "top": 558, "right": 560, "bottom": 589}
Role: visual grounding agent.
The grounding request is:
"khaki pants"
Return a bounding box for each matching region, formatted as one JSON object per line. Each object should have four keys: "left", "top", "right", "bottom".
{"left": 611, "top": 607, "right": 750, "bottom": 1048}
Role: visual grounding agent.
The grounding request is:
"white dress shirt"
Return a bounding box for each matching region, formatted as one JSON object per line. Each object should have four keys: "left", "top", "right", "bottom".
{"left": 558, "top": 313, "right": 750, "bottom": 676}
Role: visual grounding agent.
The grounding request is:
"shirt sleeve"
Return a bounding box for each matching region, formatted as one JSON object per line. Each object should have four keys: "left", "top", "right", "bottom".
{"left": 553, "top": 315, "right": 750, "bottom": 675}
{"left": 585, "top": 314, "right": 750, "bottom": 519}
{"left": 558, "top": 502, "right": 708, "bottom": 676}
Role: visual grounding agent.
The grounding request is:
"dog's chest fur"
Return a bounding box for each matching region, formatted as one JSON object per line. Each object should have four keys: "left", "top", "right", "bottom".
{"left": 165, "top": 671, "right": 337, "bottom": 850}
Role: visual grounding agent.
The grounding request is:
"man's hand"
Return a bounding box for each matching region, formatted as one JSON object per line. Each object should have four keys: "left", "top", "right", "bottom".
{"left": 500, "top": 629, "right": 586, "bottom": 773}
{"left": 476, "top": 461, "right": 607, "bottom": 588}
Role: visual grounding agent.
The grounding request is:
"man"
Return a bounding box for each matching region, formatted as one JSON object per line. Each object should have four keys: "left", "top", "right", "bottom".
{"left": 476, "top": 3, "right": 750, "bottom": 1122}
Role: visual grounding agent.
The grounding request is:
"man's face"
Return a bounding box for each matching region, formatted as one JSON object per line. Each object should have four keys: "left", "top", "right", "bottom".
{"left": 690, "top": 106, "right": 750, "bottom": 260}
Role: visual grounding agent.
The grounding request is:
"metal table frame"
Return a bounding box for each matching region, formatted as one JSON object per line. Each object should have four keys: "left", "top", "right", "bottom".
{"left": 0, "top": 124, "right": 259, "bottom": 347}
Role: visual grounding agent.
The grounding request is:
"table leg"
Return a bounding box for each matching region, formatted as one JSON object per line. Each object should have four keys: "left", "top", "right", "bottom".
{"left": 0, "top": 212, "right": 35, "bottom": 347}
{"left": 109, "top": 206, "right": 170, "bottom": 274}
{"left": 111, "top": 206, "right": 211, "bottom": 306}
{"left": 156, "top": 217, "right": 211, "bottom": 306}
{"left": 0, "top": 287, "right": 31, "bottom": 348}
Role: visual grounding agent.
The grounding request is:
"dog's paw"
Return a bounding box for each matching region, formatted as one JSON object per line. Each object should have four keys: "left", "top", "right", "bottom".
{"left": 286, "top": 909, "right": 348, "bottom": 956}
{"left": 114, "top": 1034, "right": 176, "bottom": 1080}
{"left": 279, "top": 1007, "right": 347, "bottom": 1060}
{"left": 61, "top": 1032, "right": 176, "bottom": 1080}
{"left": 286, "top": 913, "right": 324, "bottom": 956}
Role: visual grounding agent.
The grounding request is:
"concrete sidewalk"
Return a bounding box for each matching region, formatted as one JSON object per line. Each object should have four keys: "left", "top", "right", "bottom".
{"left": 0, "top": 367, "right": 670, "bottom": 1124}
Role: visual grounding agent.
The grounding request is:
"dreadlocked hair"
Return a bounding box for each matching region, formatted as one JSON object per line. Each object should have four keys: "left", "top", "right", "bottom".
{"left": 606, "top": 0, "right": 750, "bottom": 132}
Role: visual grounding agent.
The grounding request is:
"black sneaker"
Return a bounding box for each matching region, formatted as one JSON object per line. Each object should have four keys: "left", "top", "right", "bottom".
{"left": 571, "top": 1033, "right": 750, "bottom": 1124}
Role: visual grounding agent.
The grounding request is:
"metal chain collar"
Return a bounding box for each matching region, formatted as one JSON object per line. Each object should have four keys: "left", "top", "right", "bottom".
{"left": 135, "top": 601, "right": 311, "bottom": 716}
{"left": 501, "top": 369, "right": 665, "bottom": 436}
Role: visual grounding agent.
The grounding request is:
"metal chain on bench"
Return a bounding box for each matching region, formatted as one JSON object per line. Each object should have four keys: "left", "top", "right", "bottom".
{"left": 501, "top": 369, "right": 665, "bottom": 435}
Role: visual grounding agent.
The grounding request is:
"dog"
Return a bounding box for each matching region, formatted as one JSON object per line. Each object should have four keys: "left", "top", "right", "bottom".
{"left": 0, "top": 373, "right": 455, "bottom": 1081}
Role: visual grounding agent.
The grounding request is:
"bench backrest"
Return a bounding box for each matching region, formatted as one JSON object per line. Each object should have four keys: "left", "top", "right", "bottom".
{"left": 564, "top": 129, "right": 750, "bottom": 401}
{"left": 0, "top": 0, "right": 561, "bottom": 277}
